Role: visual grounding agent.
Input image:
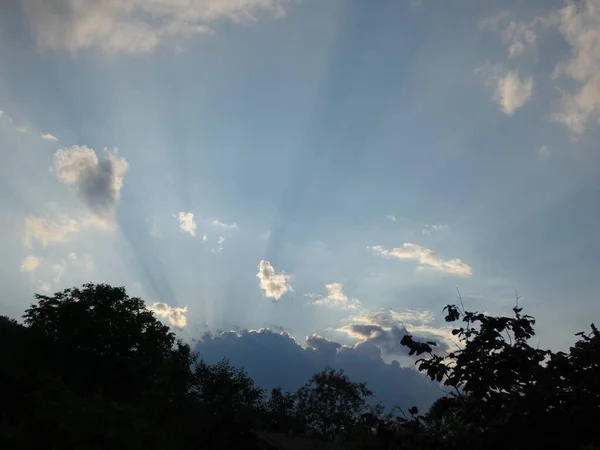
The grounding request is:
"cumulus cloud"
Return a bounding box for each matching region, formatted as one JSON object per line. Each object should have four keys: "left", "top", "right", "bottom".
{"left": 147, "top": 302, "right": 188, "bottom": 328}
{"left": 177, "top": 212, "right": 197, "bottom": 236}
{"left": 22, "top": 0, "right": 292, "bottom": 54}
{"left": 54, "top": 146, "right": 128, "bottom": 222}
{"left": 194, "top": 328, "right": 441, "bottom": 411}
{"left": 368, "top": 243, "right": 472, "bottom": 276}
{"left": 257, "top": 260, "right": 293, "bottom": 300}
{"left": 552, "top": 0, "right": 600, "bottom": 134}
{"left": 24, "top": 214, "right": 80, "bottom": 247}
{"left": 41, "top": 132, "right": 58, "bottom": 142}
{"left": 337, "top": 308, "right": 455, "bottom": 357}
{"left": 312, "top": 283, "right": 362, "bottom": 311}
{"left": 20, "top": 255, "right": 42, "bottom": 273}
{"left": 212, "top": 220, "right": 238, "bottom": 230}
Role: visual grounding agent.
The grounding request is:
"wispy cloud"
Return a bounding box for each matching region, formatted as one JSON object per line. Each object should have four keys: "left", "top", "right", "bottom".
{"left": 147, "top": 302, "right": 188, "bottom": 328}
{"left": 368, "top": 243, "right": 472, "bottom": 276}
{"left": 41, "top": 132, "right": 58, "bottom": 142}
{"left": 552, "top": 0, "right": 600, "bottom": 134}
{"left": 177, "top": 212, "right": 197, "bottom": 237}
{"left": 386, "top": 214, "right": 397, "bottom": 222}
{"left": 257, "top": 260, "right": 293, "bottom": 300}
{"left": 23, "top": 0, "right": 293, "bottom": 54}
{"left": 24, "top": 214, "right": 80, "bottom": 247}
{"left": 212, "top": 219, "right": 238, "bottom": 230}
{"left": 20, "top": 255, "right": 42, "bottom": 273}
{"left": 422, "top": 224, "right": 448, "bottom": 235}
{"left": 493, "top": 72, "right": 534, "bottom": 115}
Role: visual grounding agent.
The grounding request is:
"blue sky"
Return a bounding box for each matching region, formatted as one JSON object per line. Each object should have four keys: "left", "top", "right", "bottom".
{"left": 2, "top": 0, "right": 600, "bottom": 392}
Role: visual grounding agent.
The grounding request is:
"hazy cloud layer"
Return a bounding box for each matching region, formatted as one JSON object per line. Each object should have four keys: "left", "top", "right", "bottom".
{"left": 147, "top": 302, "right": 188, "bottom": 328}
{"left": 22, "top": 0, "right": 293, "bottom": 54}
{"left": 194, "top": 328, "right": 441, "bottom": 411}
{"left": 54, "top": 146, "right": 128, "bottom": 222}
{"left": 257, "top": 260, "right": 293, "bottom": 300}
{"left": 369, "top": 243, "right": 472, "bottom": 276}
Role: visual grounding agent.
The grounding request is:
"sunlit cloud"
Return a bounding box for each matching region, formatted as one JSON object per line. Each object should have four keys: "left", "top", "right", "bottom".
{"left": 368, "top": 243, "right": 472, "bottom": 276}
{"left": 177, "top": 212, "right": 197, "bottom": 237}
{"left": 23, "top": 0, "right": 294, "bottom": 54}
{"left": 312, "top": 283, "right": 362, "bottom": 311}
{"left": 257, "top": 260, "right": 293, "bottom": 300}
{"left": 147, "top": 302, "right": 188, "bottom": 328}
{"left": 20, "top": 255, "right": 42, "bottom": 273}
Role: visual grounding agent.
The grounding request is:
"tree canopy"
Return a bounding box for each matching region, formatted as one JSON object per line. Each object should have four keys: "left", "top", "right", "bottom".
{"left": 1, "top": 283, "right": 598, "bottom": 450}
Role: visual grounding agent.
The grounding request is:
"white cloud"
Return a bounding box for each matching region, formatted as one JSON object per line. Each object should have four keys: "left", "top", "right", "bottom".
{"left": 257, "top": 260, "right": 293, "bottom": 300}
{"left": 177, "top": 212, "right": 197, "bottom": 236}
{"left": 16, "top": 127, "right": 27, "bottom": 133}
{"left": 313, "top": 283, "right": 362, "bottom": 311}
{"left": 0, "top": 110, "right": 3, "bottom": 118}
{"left": 212, "top": 219, "right": 238, "bottom": 230}
{"left": 147, "top": 302, "right": 188, "bottom": 328}
{"left": 422, "top": 224, "right": 448, "bottom": 235}
{"left": 24, "top": 214, "right": 80, "bottom": 247}
{"left": 202, "top": 234, "right": 208, "bottom": 242}
{"left": 20, "top": 255, "right": 42, "bottom": 273}
{"left": 217, "top": 236, "right": 225, "bottom": 244}
{"left": 23, "top": 0, "right": 292, "bottom": 54}
{"left": 552, "top": 0, "right": 600, "bottom": 134}
{"left": 54, "top": 146, "right": 128, "bottom": 221}
{"left": 40, "top": 132, "right": 58, "bottom": 142}
{"left": 386, "top": 214, "right": 397, "bottom": 222}
{"left": 492, "top": 72, "right": 534, "bottom": 115}
{"left": 368, "top": 243, "right": 472, "bottom": 276}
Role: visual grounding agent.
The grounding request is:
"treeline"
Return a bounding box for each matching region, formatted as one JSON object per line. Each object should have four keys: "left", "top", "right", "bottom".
{"left": 0, "top": 283, "right": 599, "bottom": 450}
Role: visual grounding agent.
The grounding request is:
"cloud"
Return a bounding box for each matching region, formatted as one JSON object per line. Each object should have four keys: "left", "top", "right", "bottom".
{"left": 552, "top": 0, "right": 600, "bottom": 134}
{"left": 22, "top": 0, "right": 292, "bottom": 54}
{"left": 194, "top": 328, "right": 441, "bottom": 411}
{"left": 212, "top": 220, "right": 238, "bottom": 230}
{"left": 24, "top": 214, "right": 80, "bottom": 247}
{"left": 492, "top": 72, "right": 534, "bottom": 115}
{"left": 20, "top": 255, "right": 42, "bottom": 273}
{"left": 257, "top": 260, "right": 293, "bottom": 300}
{"left": 337, "top": 308, "right": 454, "bottom": 358}
{"left": 312, "top": 283, "right": 362, "bottom": 311}
{"left": 422, "top": 224, "right": 448, "bottom": 235}
{"left": 539, "top": 145, "right": 551, "bottom": 157}
{"left": 368, "top": 243, "right": 472, "bottom": 276}
{"left": 217, "top": 236, "right": 225, "bottom": 244}
{"left": 16, "top": 127, "right": 27, "bottom": 133}
{"left": 54, "top": 146, "right": 128, "bottom": 221}
{"left": 177, "top": 212, "right": 197, "bottom": 237}
{"left": 147, "top": 302, "right": 188, "bottom": 328}
{"left": 40, "top": 132, "right": 58, "bottom": 142}
{"left": 386, "top": 214, "right": 397, "bottom": 222}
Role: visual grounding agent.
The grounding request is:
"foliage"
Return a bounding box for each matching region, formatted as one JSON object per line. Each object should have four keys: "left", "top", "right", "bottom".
{"left": 1, "top": 283, "right": 599, "bottom": 450}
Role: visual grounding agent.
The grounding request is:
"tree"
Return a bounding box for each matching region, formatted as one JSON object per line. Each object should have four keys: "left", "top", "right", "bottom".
{"left": 295, "top": 367, "right": 373, "bottom": 440}
{"left": 401, "top": 303, "right": 600, "bottom": 450}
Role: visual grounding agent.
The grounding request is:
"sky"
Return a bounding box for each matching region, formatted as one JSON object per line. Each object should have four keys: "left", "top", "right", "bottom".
{"left": 2, "top": 0, "right": 600, "bottom": 407}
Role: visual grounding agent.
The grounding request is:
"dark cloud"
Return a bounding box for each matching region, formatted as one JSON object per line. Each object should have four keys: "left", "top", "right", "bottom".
{"left": 194, "top": 328, "right": 441, "bottom": 411}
